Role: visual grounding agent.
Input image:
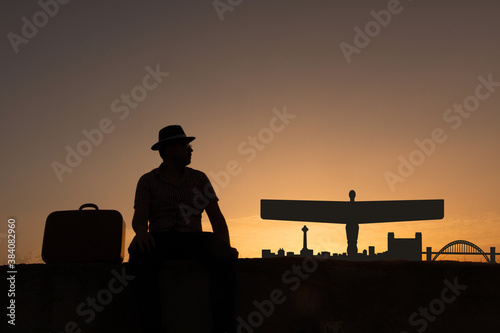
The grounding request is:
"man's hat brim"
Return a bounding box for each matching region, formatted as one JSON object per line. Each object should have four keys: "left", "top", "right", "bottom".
{"left": 151, "top": 136, "right": 195, "bottom": 150}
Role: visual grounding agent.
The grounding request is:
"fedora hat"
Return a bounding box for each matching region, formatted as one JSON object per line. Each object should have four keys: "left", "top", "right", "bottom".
{"left": 151, "top": 125, "right": 195, "bottom": 150}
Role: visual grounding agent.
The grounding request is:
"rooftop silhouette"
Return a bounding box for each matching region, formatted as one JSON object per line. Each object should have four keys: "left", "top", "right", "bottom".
{"left": 262, "top": 225, "right": 499, "bottom": 263}
{"left": 262, "top": 225, "right": 424, "bottom": 261}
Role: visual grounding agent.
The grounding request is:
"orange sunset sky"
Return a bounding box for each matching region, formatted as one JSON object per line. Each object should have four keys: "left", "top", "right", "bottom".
{"left": 1, "top": 0, "right": 499, "bottom": 264}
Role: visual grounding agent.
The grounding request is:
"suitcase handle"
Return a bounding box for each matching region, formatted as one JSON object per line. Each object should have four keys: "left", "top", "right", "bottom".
{"left": 79, "top": 203, "right": 99, "bottom": 210}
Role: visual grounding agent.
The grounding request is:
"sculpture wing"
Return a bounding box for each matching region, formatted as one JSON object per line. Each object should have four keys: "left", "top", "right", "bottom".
{"left": 261, "top": 199, "right": 444, "bottom": 224}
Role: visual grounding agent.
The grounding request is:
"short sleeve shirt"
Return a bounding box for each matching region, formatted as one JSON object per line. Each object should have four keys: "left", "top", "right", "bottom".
{"left": 134, "top": 165, "right": 219, "bottom": 232}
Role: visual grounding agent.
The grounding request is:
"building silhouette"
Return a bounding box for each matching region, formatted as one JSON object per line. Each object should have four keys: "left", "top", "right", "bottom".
{"left": 262, "top": 225, "right": 423, "bottom": 261}
{"left": 385, "top": 232, "right": 422, "bottom": 261}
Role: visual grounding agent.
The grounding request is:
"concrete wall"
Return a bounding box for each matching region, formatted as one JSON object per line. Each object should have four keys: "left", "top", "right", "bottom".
{"left": 5, "top": 258, "right": 500, "bottom": 333}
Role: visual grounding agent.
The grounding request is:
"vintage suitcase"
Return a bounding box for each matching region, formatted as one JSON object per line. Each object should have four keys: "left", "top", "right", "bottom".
{"left": 42, "top": 203, "right": 125, "bottom": 264}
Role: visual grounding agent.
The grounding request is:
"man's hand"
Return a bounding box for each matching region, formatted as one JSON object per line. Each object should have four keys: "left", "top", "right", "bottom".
{"left": 130, "top": 204, "right": 153, "bottom": 253}
{"left": 129, "top": 232, "right": 156, "bottom": 253}
{"left": 230, "top": 247, "right": 239, "bottom": 259}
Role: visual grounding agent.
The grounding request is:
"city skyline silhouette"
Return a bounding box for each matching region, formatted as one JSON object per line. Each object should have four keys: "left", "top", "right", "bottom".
{"left": 262, "top": 224, "right": 498, "bottom": 263}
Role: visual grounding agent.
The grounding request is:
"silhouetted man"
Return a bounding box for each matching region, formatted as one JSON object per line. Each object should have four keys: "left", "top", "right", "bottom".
{"left": 128, "top": 125, "right": 238, "bottom": 333}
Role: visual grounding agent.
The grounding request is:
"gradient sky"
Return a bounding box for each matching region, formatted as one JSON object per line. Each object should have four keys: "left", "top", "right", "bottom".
{"left": 1, "top": 0, "right": 499, "bottom": 264}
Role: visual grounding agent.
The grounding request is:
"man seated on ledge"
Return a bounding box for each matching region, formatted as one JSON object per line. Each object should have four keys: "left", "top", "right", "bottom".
{"left": 128, "top": 125, "right": 238, "bottom": 333}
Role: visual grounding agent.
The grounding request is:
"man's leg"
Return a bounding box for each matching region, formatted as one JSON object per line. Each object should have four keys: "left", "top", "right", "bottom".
{"left": 128, "top": 242, "right": 164, "bottom": 332}
{"left": 149, "top": 231, "right": 237, "bottom": 333}
{"left": 190, "top": 233, "right": 238, "bottom": 333}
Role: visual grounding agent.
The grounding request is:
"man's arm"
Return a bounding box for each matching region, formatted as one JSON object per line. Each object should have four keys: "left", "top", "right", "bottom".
{"left": 129, "top": 203, "right": 155, "bottom": 253}
{"left": 206, "top": 201, "right": 238, "bottom": 258}
{"left": 205, "top": 201, "right": 231, "bottom": 246}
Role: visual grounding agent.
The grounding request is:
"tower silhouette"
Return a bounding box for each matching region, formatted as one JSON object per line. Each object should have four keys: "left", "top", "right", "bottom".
{"left": 300, "top": 225, "right": 313, "bottom": 256}
{"left": 302, "top": 225, "right": 308, "bottom": 249}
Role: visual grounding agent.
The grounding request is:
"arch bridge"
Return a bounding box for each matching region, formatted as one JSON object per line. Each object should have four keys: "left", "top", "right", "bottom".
{"left": 428, "top": 240, "right": 495, "bottom": 263}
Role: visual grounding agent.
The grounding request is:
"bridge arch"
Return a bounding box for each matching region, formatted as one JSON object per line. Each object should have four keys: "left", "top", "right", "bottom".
{"left": 432, "top": 240, "right": 490, "bottom": 262}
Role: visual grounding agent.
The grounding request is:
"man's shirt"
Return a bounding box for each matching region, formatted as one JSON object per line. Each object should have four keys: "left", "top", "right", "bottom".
{"left": 134, "top": 165, "right": 218, "bottom": 232}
